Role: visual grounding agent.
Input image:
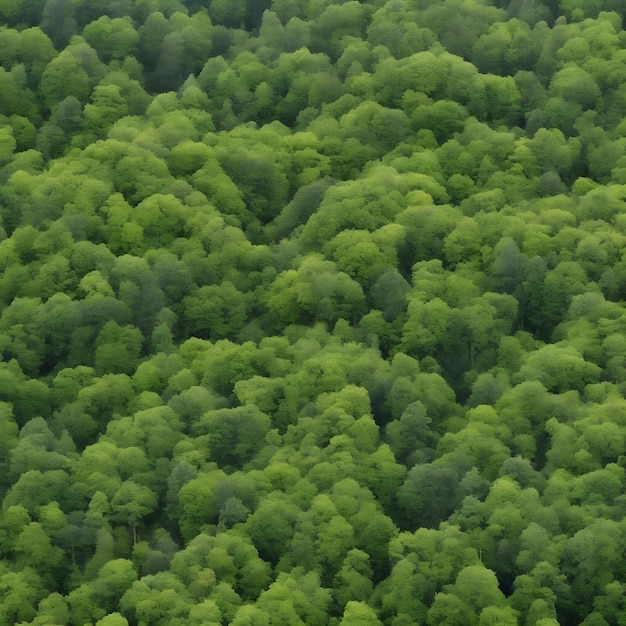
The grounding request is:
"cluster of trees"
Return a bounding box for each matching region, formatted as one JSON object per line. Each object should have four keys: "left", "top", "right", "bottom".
{"left": 1, "top": 0, "right": 626, "bottom": 624}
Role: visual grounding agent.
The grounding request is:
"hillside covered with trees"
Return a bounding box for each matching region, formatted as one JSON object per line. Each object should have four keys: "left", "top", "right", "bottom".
{"left": 0, "top": 0, "right": 626, "bottom": 624}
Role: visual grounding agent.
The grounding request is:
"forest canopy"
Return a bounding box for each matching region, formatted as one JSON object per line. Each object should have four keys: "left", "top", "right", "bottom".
{"left": 0, "top": 0, "right": 626, "bottom": 624}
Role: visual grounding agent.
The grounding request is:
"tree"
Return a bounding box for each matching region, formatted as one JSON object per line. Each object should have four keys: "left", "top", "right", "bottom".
{"left": 401, "top": 297, "right": 453, "bottom": 358}
{"left": 8, "top": 416, "right": 71, "bottom": 480}
{"left": 82, "top": 16, "right": 139, "bottom": 63}
{"left": 327, "top": 230, "right": 391, "bottom": 287}
{"left": 514, "top": 344, "right": 601, "bottom": 393}
{"left": 169, "top": 531, "right": 270, "bottom": 602}
{"left": 339, "top": 102, "right": 411, "bottom": 154}
{"left": 28, "top": 592, "right": 71, "bottom": 626}
{"left": 231, "top": 604, "right": 271, "bottom": 625}
{"left": 272, "top": 178, "right": 332, "bottom": 238}
{"left": 137, "top": 11, "right": 172, "bottom": 70}
{"left": 265, "top": 255, "right": 366, "bottom": 328}
{"left": 217, "top": 144, "right": 289, "bottom": 224}
{"left": 92, "top": 558, "right": 137, "bottom": 612}
{"left": 457, "top": 293, "right": 518, "bottom": 370}
{"left": 510, "top": 561, "right": 569, "bottom": 623}
{"left": 427, "top": 593, "right": 476, "bottom": 626}
{"left": 299, "top": 166, "right": 414, "bottom": 248}
{"left": 39, "top": 50, "right": 90, "bottom": 111}
{"left": 397, "top": 463, "right": 459, "bottom": 529}
{"left": 385, "top": 401, "right": 436, "bottom": 467}
{"left": 40, "top": 0, "right": 79, "bottom": 47}
{"left": 452, "top": 565, "right": 507, "bottom": 613}
{"left": 526, "top": 128, "right": 579, "bottom": 180}
{"left": 549, "top": 65, "right": 600, "bottom": 111}
{"left": 0, "top": 401, "right": 19, "bottom": 491}
{"left": 111, "top": 255, "right": 165, "bottom": 333}
{"left": 106, "top": 405, "right": 184, "bottom": 460}
{"left": 84, "top": 84, "right": 130, "bottom": 139}
{"left": 397, "top": 205, "right": 460, "bottom": 266}
{"left": 66, "top": 583, "right": 107, "bottom": 625}
{"left": 177, "top": 470, "right": 229, "bottom": 542}
{"left": 13, "top": 522, "right": 66, "bottom": 587}
{"left": 182, "top": 282, "right": 248, "bottom": 341}
{"left": 3, "top": 469, "right": 73, "bottom": 515}
{"left": 316, "top": 515, "right": 356, "bottom": 577}
{"left": 133, "top": 193, "right": 191, "bottom": 247}
{"left": 111, "top": 148, "right": 174, "bottom": 205}
{"left": 245, "top": 494, "right": 301, "bottom": 563}
{"left": 489, "top": 237, "right": 529, "bottom": 294}
{"left": 561, "top": 520, "right": 622, "bottom": 615}
{"left": 94, "top": 320, "right": 143, "bottom": 375}
{"left": 168, "top": 140, "right": 212, "bottom": 177}
{"left": 413, "top": 100, "right": 468, "bottom": 144}
{"left": 255, "top": 568, "right": 332, "bottom": 626}
{"left": 478, "top": 605, "right": 519, "bottom": 625}
{"left": 339, "top": 601, "right": 383, "bottom": 626}
{"left": 16, "top": 27, "right": 57, "bottom": 84}
{"left": 118, "top": 572, "right": 192, "bottom": 625}
{"left": 333, "top": 549, "right": 373, "bottom": 610}
{"left": 0, "top": 568, "right": 46, "bottom": 625}
{"left": 96, "top": 613, "right": 129, "bottom": 626}
{"left": 192, "top": 405, "right": 270, "bottom": 467}
{"left": 110, "top": 482, "right": 157, "bottom": 545}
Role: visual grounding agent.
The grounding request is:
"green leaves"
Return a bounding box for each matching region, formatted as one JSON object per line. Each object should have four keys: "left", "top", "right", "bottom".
{"left": 1, "top": 2, "right": 626, "bottom": 625}
{"left": 266, "top": 255, "right": 366, "bottom": 328}
{"left": 183, "top": 282, "right": 247, "bottom": 341}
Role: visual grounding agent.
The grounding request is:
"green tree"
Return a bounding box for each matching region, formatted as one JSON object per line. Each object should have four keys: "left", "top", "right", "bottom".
{"left": 255, "top": 568, "right": 332, "bottom": 626}
{"left": 110, "top": 482, "right": 157, "bottom": 545}
{"left": 84, "top": 84, "right": 130, "bottom": 139}
{"left": 92, "top": 558, "right": 137, "bottom": 612}
{"left": 82, "top": 16, "right": 139, "bottom": 63}
{"left": 177, "top": 470, "right": 229, "bottom": 542}
{"left": 94, "top": 320, "right": 143, "bottom": 375}
{"left": 192, "top": 405, "right": 270, "bottom": 468}
{"left": 8, "top": 416, "right": 71, "bottom": 481}
{"left": 339, "top": 601, "right": 383, "bottom": 625}
{"left": 245, "top": 494, "right": 301, "bottom": 564}
{"left": 333, "top": 548, "right": 373, "bottom": 610}
{"left": 0, "top": 567, "right": 46, "bottom": 625}
{"left": 217, "top": 143, "right": 289, "bottom": 224}
{"left": 549, "top": 65, "right": 600, "bottom": 111}
{"left": 401, "top": 297, "right": 453, "bottom": 358}
{"left": 13, "top": 522, "right": 66, "bottom": 587}
{"left": 385, "top": 401, "right": 436, "bottom": 467}
{"left": 39, "top": 50, "right": 91, "bottom": 111}
{"left": 182, "top": 282, "right": 248, "bottom": 341}
{"left": 0, "top": 401, "right": 19, "bottom": 491}
{"left": 514, "top": 344, "right": 601, "bottom": 393}
{"left": 427, "top": 592, "right": 476, "bottom": 626}
{"left": 137, "top": 11, "right": 172, "bottom": 70}
{"left": 96, "top": 613, "right": 129, "bottom": 626}
{"left": 118, "top": 572, "right": 192, "bottom": 625}
{"left": 266, "top": 255, "right": 366, "bottom": 328}
{"left": 452, "top": 565, "right": 507, "bottom": 613}
{"left": 397, "top": 463, "right": 459, "bottom": 529}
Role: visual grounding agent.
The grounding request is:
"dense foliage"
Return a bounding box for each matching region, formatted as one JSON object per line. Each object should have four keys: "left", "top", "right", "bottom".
{"left": 1, "top": 0, "right": 626, "bottom": 624}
